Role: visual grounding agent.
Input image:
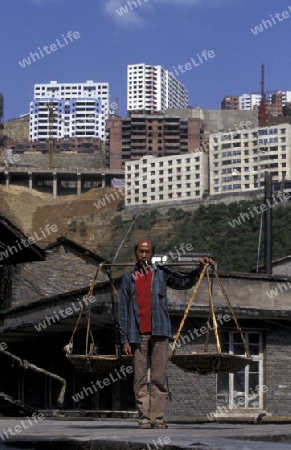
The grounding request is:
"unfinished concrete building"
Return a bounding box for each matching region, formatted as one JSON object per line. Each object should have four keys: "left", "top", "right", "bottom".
{"left": 106, "top": 111, "right": 204, "bottom": 169}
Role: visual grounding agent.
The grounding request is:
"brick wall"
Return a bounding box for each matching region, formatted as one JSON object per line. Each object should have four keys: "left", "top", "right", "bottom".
{"left": 265, "top": 326, "right": 291, "bottom": 416}
{"left": 166, "top": 316, "right": 221, "bottom": 419}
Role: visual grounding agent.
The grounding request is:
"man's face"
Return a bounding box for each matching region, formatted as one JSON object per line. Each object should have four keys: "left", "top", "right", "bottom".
{"left": 135, "top": 240, "right": 154, "bottom": 266}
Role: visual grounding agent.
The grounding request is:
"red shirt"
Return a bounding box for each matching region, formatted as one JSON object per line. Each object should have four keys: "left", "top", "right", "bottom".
{"left": 135, "top": 267, "right": 152, "bottom": 333}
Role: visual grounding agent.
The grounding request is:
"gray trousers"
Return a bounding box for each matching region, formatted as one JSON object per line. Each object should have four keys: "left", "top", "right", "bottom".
{"left": 133, "top": 334, "right": 169, "bottom": 422}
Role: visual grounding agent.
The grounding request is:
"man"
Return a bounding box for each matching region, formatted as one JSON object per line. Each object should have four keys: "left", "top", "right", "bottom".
{"left": 118, "top": 237, "right": 215, "bottom": 429}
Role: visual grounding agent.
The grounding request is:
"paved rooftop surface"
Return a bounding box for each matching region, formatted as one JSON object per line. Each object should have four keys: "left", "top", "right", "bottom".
{"left": 0, "top": 419, "right": 291, "bottom": 449}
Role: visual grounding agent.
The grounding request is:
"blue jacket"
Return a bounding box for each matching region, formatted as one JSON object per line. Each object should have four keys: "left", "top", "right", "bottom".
{"left": 118, "top": 264, "right": 200, "bottom": 344}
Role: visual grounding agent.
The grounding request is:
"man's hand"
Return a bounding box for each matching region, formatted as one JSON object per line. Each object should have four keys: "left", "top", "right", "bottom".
{"left": 122, "top": 343, "right": 133, "bottom": 356}
{"left": 198, "top": 257, "right": 216, "bottom": 272}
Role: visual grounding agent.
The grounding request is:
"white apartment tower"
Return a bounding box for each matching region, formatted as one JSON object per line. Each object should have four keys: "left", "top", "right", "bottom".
{"left": 209, "top": 123, "right": 291, "bottom": 197}
{"left": 127, "top": 64, "right": 188, "bottom": 112}
{"left": 29, "top": 80, "right": 110, "bottom": 142}
{"left": 239, "top": 91, "right": 291, "bottom": 110}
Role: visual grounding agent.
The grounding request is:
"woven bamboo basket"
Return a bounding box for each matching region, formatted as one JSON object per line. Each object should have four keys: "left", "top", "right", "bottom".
{"left": 170, "top": 353, "right": 252, "bottom": 375}
{"left": 66, "top": 354, "right": 133, "bottom": 373}
{"left": 168, "top": 266, "right": 252, "bottom": 374}
{"left": 64, "top": 263, "right": 132, "bottom": 373}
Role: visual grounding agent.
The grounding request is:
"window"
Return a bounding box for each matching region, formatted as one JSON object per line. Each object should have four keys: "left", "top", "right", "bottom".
{"left": 216, "top": 331, "right": 263, "bottom": 412}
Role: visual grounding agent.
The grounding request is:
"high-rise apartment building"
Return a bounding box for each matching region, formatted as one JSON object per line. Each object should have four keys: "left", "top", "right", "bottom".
{"left": 127, "top": 64, "right": 188, "bottom": 112}
{"left": 239, "top": 94, "right": 262, "bottom": 111}
{"left": 29, "top": 80, "right": 110, "bottom": 142}
{"left": 221, "top": 92, "right": 291, "bottom": 118}
{"left": 125, "top": 152, "right": 208, "bottom": 207}
{"left": 209, "top": 123, "right": 291, "bottom": 198}
{"left": 106, "top": 112, "right": 204, "bottom": 169}
{"left": 221, "top": 96, "right": 239, "bottom": 110}
{"left": 239, "top": 91, "right": 291, "bottom": 116}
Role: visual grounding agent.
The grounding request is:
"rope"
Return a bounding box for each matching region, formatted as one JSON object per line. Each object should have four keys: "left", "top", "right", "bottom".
{"left": 213, "top": 270, "right": 252, "bottom": 359}
{"left": 203, "top": 267, "right": 214, "bottom": 353}
{"left": 168, "top": 264, "right": 208, "bottom": 359}
{"left": 169, "top": 266, "right": 252, "bottom": 360}
{"left": 65, "top": 262, "right": 104, "bottom": 355}
{"left": 106, "top": 267, "right": 121, "bottom": 357}
{"left": 206, "top": 268, "right": 221, "bottom": 353}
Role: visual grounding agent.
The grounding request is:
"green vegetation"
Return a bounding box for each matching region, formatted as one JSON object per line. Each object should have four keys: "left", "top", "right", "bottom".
{"left": 136, "top": 210, "right": 158, "bottom": 230}
{"left": 106, "top": 199, "right": 291, "bottom": 273}
{"left": 117, "top": 200, "right": 125, "bottom": 211}
{"left": 112, "top": 215, "right": 123, "bottom": 229}
{"left": 159, "top": 200, "right": 291, "bottom": 272}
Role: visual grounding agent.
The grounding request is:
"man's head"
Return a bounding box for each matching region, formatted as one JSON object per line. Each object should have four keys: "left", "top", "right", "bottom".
{"left": 134, "top": 238, "right": 155, "bottom": 267}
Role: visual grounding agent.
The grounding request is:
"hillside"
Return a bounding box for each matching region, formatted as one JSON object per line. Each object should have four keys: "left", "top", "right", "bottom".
{"left": 3, "top": 116, "right": 29, "bottom": 142}
{"left": 1, "top": 185, "right": 291, "bottom": 275}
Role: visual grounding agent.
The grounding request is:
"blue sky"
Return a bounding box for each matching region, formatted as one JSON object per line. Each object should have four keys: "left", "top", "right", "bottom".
{"left": 1, "top": 0, "right": 291, "bottom": 121}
